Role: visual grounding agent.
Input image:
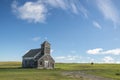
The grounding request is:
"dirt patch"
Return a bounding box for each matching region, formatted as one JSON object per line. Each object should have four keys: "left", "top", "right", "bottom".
{"left": 62, "top": 71, "right": 113, "bottom": 80}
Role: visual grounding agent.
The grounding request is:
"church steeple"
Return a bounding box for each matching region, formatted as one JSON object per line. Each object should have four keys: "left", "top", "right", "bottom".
{"left": 41, "top": 41, "right": 50, "bottom": 55}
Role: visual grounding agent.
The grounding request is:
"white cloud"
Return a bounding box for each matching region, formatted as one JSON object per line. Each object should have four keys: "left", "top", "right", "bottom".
{"left": 12, "top": 0, "right": 88, "bottom": 23}
{"left": 12, "top": 1, "right": 47, "bottom": 23}
{"left": 44, "top": 0, "right": 88, "bottom": 15}
{"left": 32, "top": 37, "right": 41, "bottom": 41}
{"left": 103, "top": 56, "right": 114, "bottom": 63}
{"left": 90, "top": 58, "right": 95, "bottom": 62}
{"left": 67, "top": 55, "right": 79, "bottom": 60}
{"left": 87, "top": 48, "right": 120, "bottom": 55}
{"left": 54, "top": 54, "right": 120, "bottom": 63}
{"left": 79, "top": 4, "right": 88, "bottom": 18}
{"left": 96, "top": 0, "right": 120, "bottom": 27}
{"left": 104, "top": 48, "right": 120, "bottom": 55}
{"left": 70, "top": 3, "right": 79, "bottom": 14}
{"left": 69, "top": 0, "right": 88, "bottom": 17}
{"left": 116, "top": 61, "right": 120, "bottom": 64}
{"left": 55, "top": 56, "right": 65, "bottom": 60}
{"left": 55, "top": 55, "right": 81, "bottom": 62}
{"left": 50, "top": 49, "right": 54, "bottom": 53}
{"left": 87, "top": 48, "right": 103, "bottom": 54}
{"left": 44, "top": 0, "right": 67, "bottom": 10}
{"left": 93, "top": 21, "right": 102, "bottom": 29}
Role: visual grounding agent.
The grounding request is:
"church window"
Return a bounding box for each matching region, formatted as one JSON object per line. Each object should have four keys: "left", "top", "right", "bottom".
{"left": 40, "top": 62, "right": 42, "bottom": 65}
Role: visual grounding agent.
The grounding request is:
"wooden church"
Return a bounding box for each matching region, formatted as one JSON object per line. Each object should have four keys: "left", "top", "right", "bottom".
{"left": 22, "top": 41, "right": 55, "bottom": 69}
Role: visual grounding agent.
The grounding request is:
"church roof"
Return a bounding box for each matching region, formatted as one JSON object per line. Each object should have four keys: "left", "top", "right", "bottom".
{"left": 23, "top": 48, "right": 41, "bottom": 57}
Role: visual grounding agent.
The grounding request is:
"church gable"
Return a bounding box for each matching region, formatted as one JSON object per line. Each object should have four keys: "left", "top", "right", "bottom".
{"left": 38, "top": 55, "right": 55, "bottom": 69}
{"left": 38, "top": 55, "right": 55, "bottom": 63}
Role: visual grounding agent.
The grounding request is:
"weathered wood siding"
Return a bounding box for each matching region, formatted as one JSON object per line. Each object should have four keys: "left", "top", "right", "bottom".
{"left": 38, "top": 55, "right": 55, "bottom": 69}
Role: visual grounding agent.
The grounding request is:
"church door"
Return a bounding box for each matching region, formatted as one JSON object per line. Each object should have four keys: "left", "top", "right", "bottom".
{"left": 44, "top": 61, "right": 49, "bottom": 68}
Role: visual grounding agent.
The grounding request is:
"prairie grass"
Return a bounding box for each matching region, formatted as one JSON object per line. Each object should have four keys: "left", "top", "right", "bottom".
{"left": 56, "top": 63, "right": 120, "bottom": 80}
{"left": 0, "top": 62, "right": 81, "bottom": 80}
{"left": 0, "top": 62, "right": 120, "bottom": 80}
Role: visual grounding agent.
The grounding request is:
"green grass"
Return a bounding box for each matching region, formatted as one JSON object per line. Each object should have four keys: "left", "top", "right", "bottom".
{"left": 0, "top": 62, "right": 120, "bottom": 80}
{"left": 56, "top": 63, "right": 120, "bottom": 80}
{"left": 0, "top": 62, "right": 81, "bottom": 80}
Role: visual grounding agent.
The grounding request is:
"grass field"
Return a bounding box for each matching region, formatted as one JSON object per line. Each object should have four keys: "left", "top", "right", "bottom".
{"left": 0, "top": 62, "right": 120, "bottom": 80}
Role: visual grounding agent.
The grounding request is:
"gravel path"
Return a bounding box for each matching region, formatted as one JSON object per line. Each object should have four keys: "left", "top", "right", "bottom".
{"left": 62, "top": 71, "right": 113, "bottom": 80}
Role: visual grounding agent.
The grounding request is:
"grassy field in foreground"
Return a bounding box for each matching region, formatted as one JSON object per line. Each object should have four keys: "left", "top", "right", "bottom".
{"left": 56, "top": 63, "right": 120, "bottom": 80}
{"left": 0, "top": 62, "right": 120, "bottom": 80}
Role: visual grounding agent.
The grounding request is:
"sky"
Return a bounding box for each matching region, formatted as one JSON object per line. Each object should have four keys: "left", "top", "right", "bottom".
{"left": 0, "top": 0, "right": 120, "bottom": 63}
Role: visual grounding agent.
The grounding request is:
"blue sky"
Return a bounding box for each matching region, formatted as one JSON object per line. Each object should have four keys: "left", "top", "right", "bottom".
{"left": 0, "top": 0, "right": 120, "bottom": 63}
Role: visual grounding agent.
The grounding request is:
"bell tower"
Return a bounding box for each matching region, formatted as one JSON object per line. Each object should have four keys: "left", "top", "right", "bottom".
{"left": 41, "top": 41, "right": 50, "bottom": 55}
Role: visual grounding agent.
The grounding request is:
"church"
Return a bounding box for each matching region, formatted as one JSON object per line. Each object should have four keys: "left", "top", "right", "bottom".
{"left": 22, "top": 41, "right": 55, "bottom": 69}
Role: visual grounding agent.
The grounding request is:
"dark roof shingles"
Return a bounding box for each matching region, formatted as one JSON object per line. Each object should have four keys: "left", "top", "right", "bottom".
{"left": 23, "top": 48, "right": 41, "bottom": 57}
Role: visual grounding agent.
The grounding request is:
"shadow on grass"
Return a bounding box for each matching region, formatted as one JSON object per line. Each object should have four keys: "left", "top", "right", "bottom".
{"left": 0, "top": 67, "right": 63, "bottom": 71}
{"left": 0, "top": 67, "right": 22, "bottom": 69}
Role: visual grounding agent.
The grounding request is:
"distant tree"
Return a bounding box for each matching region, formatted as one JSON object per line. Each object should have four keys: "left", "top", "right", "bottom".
{"left": 91, "top": 62, "right": 94, "bottom": 65}
{"left": 116, "top": 73, "right": 120, "bottom": 75}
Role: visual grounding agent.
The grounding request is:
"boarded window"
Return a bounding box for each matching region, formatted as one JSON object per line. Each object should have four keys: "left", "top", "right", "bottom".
{"left": 52, "top": 63, "right": 54, "bottom": 68}
{"left": 40, "top": 62, "right": 42, "bottom": 65}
